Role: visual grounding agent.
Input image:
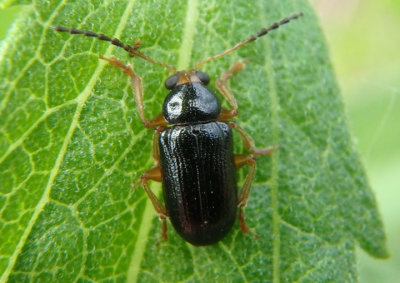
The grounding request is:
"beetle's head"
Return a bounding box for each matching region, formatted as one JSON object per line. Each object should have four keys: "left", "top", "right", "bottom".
{"left": 164, "top": 70, "right": 210, "bottom": 90}
{"left": 162, "top": 70, "right": 220, "bottom": 125}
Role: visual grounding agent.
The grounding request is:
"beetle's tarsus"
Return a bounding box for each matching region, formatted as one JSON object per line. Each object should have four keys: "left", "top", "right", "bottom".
{"left": 238, "top": 209, "right": 259, "bottom": 239}
{"left": 155, "top": 219, "right": 169, "bottom": 246}
{"left": 252, "top": 145, "right": 279, "bottom": 156}
{"left": 131, "top": 181, "right": 141, "bottom": 190}
{"left": 100, "top": 55, "right": 136, "bottom": 78}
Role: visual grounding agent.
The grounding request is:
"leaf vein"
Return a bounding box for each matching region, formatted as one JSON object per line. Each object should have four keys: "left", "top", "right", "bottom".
{"left": 0, "top": 0, "right": 137, "bottom": 280}
{"left": 219, "top": 242, "right": 249, "bottom": 282}
{"left": 257, "top": 4, "right": 281, "bottom": 283}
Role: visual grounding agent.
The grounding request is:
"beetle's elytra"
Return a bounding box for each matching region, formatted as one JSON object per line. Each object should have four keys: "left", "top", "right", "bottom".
{"left": 53, "top": 12, "right": 303, "bottom": 246}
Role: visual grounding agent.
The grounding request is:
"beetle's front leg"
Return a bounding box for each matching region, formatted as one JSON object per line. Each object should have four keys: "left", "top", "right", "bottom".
{"left": 132, "top": 129, "right": 169, "bottom": 241}
{"left": 100, "top": 56, "right": 168, "bottom": 128}
{"left": 216, "top": 59, "right": 249, "bottom": 121}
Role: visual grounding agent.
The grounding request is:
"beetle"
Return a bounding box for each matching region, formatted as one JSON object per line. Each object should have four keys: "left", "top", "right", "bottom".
{"left": 53, "top": 12, "right": 303, "bottom": 246}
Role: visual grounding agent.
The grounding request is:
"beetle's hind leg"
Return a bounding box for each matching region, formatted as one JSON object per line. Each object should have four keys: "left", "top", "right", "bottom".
{"left": 232, "top": 124, "right": 278, "bottom": 238}
{"left": 132, "top": 130, "right": 169, "bottom": 241}
{"left": 100, "top": 56, "right": 168, "bottom": 129}
{"left": 234, "top": 154, "right": 258, "bottom": 238}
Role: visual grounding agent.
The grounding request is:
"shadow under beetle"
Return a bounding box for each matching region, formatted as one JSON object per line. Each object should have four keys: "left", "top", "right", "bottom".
{"left": 53, "top": 12, "right": 303, "bottom": 246}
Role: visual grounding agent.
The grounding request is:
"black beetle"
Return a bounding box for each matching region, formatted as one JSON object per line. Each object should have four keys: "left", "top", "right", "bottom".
{"left": 53, "top": 12, "right": 303, "bottom": 246}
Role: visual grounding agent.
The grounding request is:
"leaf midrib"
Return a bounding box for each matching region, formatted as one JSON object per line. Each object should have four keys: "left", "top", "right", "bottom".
{"left": 0, "top": 0, "right": 138, "bottom": 281}
{"left": 257, "top": 2, "right": 281, "bottom": 283}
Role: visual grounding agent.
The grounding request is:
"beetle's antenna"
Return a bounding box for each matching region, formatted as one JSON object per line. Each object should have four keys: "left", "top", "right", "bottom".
{"left": 52, "top": 26, "right": 177, "bottom": 73}
{"left": 194, "top": 12, "right": 303, "bottom": 70}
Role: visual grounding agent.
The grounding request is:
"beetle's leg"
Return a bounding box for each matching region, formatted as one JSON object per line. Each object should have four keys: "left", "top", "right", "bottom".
{"left": 217, "top": 59, "right": 249, "bottom": 120}
{"left": 100, "top": 56, "right": 168, "bottom": 128}
{"left": 132, "top": 129, "right": 169, "bottom": 241}
{"left": 233, "top": 122, "right": 278, "bottom": 238}
{"left": 134, "top": 166, "right": 165, "bottom": 216}
{"left": 134, "top": 169, "right": 169, "bottom": 241}
{"left": 234, "top": 154, "right": 258, "bottom": 238}
{"left": 151, "top": 128, "right": 165, "bottom": 165}
{"left": 228, "top": 121, "right": 279, "bottom": 156}
{"left": 234, "top": 154, "right": 256, "bottom": 207}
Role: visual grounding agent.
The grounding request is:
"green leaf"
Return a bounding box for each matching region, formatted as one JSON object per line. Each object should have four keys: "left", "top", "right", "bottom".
{"left": 0, "top": 0, "right": 388, "bottom": 282}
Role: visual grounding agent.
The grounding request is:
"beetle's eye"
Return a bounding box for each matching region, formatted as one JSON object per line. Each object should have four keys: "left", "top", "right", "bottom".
{"left": 196, "top": 71, "right": 210, "bottom": 85}
{"left": 165, "top": 73, "right": 179, "bottom": 90}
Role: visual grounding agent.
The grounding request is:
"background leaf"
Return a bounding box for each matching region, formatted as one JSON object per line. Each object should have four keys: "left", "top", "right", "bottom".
{"left": 0, "top": 0, "right": 388, "bottom": 282}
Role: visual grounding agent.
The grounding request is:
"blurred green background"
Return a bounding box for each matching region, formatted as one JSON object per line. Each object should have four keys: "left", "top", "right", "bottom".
{"left": 0, "top": 1, "right": 398, "bottom": 282}
{"left": 311, "top": 0, "right": 400, "bottom": 281}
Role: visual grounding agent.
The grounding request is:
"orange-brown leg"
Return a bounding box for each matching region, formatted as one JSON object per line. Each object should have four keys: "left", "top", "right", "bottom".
{"left": 132, "top": 130, "right": 169, "bottom": 241}
{"left": 233, "top": 124, "right": 277, "bottom": 238}
{"left": 235, "top": 154, "right": 256, "bottom": 207}
{"left": 216, "top": 59, "right": 250, "bottom": 121}
{"left": 234, "top": 154, "right": 258, "bottom": 238}
{"left": 100, "top": 56, "right": 168, "bottom": 128}
{"left": 133, "top": 166, "right": 168, "bottom": 241}
{"left": 228, "top": 121, "right": 279, "bottom": 156}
